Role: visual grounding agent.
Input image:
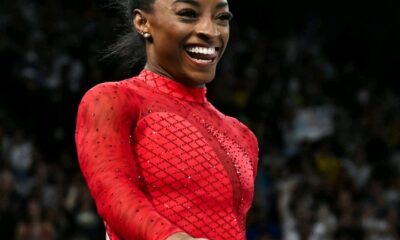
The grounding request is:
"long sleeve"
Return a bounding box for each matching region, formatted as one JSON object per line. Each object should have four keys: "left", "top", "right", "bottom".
{"left": 75, "top": 70, "right": 259, "bottom": 239}
{"left": 75, "top": 82, "right": 182, "bottom": 240}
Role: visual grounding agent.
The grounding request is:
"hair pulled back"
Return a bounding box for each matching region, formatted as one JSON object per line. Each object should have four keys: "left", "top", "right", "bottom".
{"left": 103, "top": 0, "right": 156, "bottom": 74}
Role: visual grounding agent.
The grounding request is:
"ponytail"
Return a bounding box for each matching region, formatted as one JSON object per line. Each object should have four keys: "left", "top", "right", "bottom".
{"left": 100, "top": 0, "right": 155, "bottom": 74}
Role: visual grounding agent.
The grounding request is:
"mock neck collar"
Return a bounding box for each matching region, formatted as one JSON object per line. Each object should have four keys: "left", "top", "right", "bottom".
{"left": 137, "top": 69, "right": 207, "bottom": 103}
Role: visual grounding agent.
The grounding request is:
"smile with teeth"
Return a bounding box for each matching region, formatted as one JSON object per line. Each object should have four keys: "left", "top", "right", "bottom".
{"left": 185, "top": 46, "right": 218, "bottom": 64}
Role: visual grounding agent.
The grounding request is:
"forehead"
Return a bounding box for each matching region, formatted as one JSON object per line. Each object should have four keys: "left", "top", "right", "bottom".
{"left": 156, "top": 0, "right": 229, "bottom": 7}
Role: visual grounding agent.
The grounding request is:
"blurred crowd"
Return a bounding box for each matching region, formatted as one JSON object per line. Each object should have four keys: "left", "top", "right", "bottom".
{"left": 1, "top": 0, "right": 400, "bottom": 240}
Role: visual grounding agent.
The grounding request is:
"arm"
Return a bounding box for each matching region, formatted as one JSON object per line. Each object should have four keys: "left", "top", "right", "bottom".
{"left": 166, "top": 233, "right": 208, "bottom": 240}
{"left": 75, "top": 83, "right": 183, "bottom": 240}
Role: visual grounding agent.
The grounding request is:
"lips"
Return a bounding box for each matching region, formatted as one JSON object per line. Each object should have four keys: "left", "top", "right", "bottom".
{"left": 185, "top": 46, "right": 219, "bottom": 65}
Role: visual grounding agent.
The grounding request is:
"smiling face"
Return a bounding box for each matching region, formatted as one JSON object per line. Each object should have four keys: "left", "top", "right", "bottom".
{"left": 134, "top": 0, "right": 232, "bottom": 87}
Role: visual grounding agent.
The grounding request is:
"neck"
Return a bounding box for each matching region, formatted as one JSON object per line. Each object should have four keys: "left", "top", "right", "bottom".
{"left": 144, "top": 63, "right": 206, "bottom": 88}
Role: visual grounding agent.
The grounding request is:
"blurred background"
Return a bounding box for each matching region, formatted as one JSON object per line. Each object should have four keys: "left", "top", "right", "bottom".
{"left": 1, "top": 0, "right": 400, "bottom": 239}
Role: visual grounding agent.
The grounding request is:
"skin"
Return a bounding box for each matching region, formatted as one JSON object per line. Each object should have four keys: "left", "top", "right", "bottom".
{"left": 166, "top": 232, "right": 208, "bottom": 240}
{"left": 133, "top": 0, "right": 231, "bottom": 238}
{"left": 133, "top": 0, "right": 232, "bottom": 88}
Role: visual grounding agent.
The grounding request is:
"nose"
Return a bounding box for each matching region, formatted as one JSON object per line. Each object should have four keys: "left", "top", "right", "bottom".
{"left": 195, "top": 17, "right": 220, "bottom": 39}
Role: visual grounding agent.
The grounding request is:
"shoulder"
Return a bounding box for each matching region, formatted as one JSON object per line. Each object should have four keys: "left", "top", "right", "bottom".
{"left": 207, "top": 104, "right": 259, "bottom": 154}
{"left": 226, "top": 115, "right": 259, "bottom": 159}
{"left": 80, "top": 79, "right": 135, "bottom": 100}
{"left": 76, "top": 79, "right": 143, "bottom": 124}
{"left": 79, "top": 79, "right": 141, "bottom": 108}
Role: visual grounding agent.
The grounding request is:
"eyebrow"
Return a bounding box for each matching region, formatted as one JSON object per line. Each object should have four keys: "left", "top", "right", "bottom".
{"left": 173, "top": 0, "right": 229, "bottom": 9}
{"left": 173, "top": 0, "right": 200, "bottom": 7}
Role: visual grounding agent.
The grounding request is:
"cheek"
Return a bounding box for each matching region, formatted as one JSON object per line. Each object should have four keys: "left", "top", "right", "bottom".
{"left": 155, "top": 27, "right": 187, "bottom": 50}
{"left": 218, "top": 26, "right": 230, "bottom": 44}
{"left": 152, "top": 18, "right": 179, "bottom": 41}
{"left": 220, "top": 28, "right": 230, "bottom": 53}
{"left": 153, "top": 29, "right": 181, "bottom": 53}
{"left": 222, "top": 27, "right": 230, "bottom": 41}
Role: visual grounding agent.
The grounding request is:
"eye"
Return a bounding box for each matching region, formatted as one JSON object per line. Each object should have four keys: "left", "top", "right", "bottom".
{"left": 217, "top": 12, "right": 233, "bottom": 22}
{"left": 177, "top": 9, "right": 198, "bottom": 19}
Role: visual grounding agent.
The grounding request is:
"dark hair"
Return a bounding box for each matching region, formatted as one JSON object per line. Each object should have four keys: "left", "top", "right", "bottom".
{"left": 102, "top": 0, "right": 156, "bottom": 74}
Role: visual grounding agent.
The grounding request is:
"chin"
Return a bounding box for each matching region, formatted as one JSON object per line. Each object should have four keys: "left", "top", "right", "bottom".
{"left": 190, "top": 73, "right": 215, "bottom": 87}
{"left": 190, "top": 68, "right": 217, "bottom": 85}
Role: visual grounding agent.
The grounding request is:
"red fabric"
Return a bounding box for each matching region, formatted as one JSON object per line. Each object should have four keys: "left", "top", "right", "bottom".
{"left": 75, "top": 70, "right": 259, "bottom": 240}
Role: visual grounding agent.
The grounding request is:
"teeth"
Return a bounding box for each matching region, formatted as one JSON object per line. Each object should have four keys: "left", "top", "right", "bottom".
{"left": 192, "top": 58, "right": 212, "bottom": 63}
{"left": 186, "top": 46, "right": 216, "bottom": 55}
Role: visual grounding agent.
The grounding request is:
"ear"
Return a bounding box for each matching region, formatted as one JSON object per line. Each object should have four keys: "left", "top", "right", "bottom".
{"left": 133, "top": 9, "right": 150, "bottom": 35}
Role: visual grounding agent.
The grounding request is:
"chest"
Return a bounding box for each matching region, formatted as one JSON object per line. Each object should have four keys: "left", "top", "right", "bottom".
{"left": 130, "top": 110, "right": 254, "bottom": 212}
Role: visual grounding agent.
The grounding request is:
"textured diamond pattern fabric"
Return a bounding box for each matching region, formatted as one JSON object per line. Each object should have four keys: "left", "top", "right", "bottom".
{"left": 75, "top": 70, "right": 259, "bottom": 240}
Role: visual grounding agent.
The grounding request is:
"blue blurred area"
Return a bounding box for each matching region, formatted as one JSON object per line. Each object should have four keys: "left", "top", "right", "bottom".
{"left": 1, "top": 0, "right": 400, "bottom": 239}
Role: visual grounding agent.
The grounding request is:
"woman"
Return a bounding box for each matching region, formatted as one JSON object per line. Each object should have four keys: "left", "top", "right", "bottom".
{"left": 75, "top": 0, "right": 259, "bottom": 239}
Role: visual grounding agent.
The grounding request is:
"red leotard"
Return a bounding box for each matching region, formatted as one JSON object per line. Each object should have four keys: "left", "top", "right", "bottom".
{"left": 75, "top": 70, "right": 259, "bottom": 240}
